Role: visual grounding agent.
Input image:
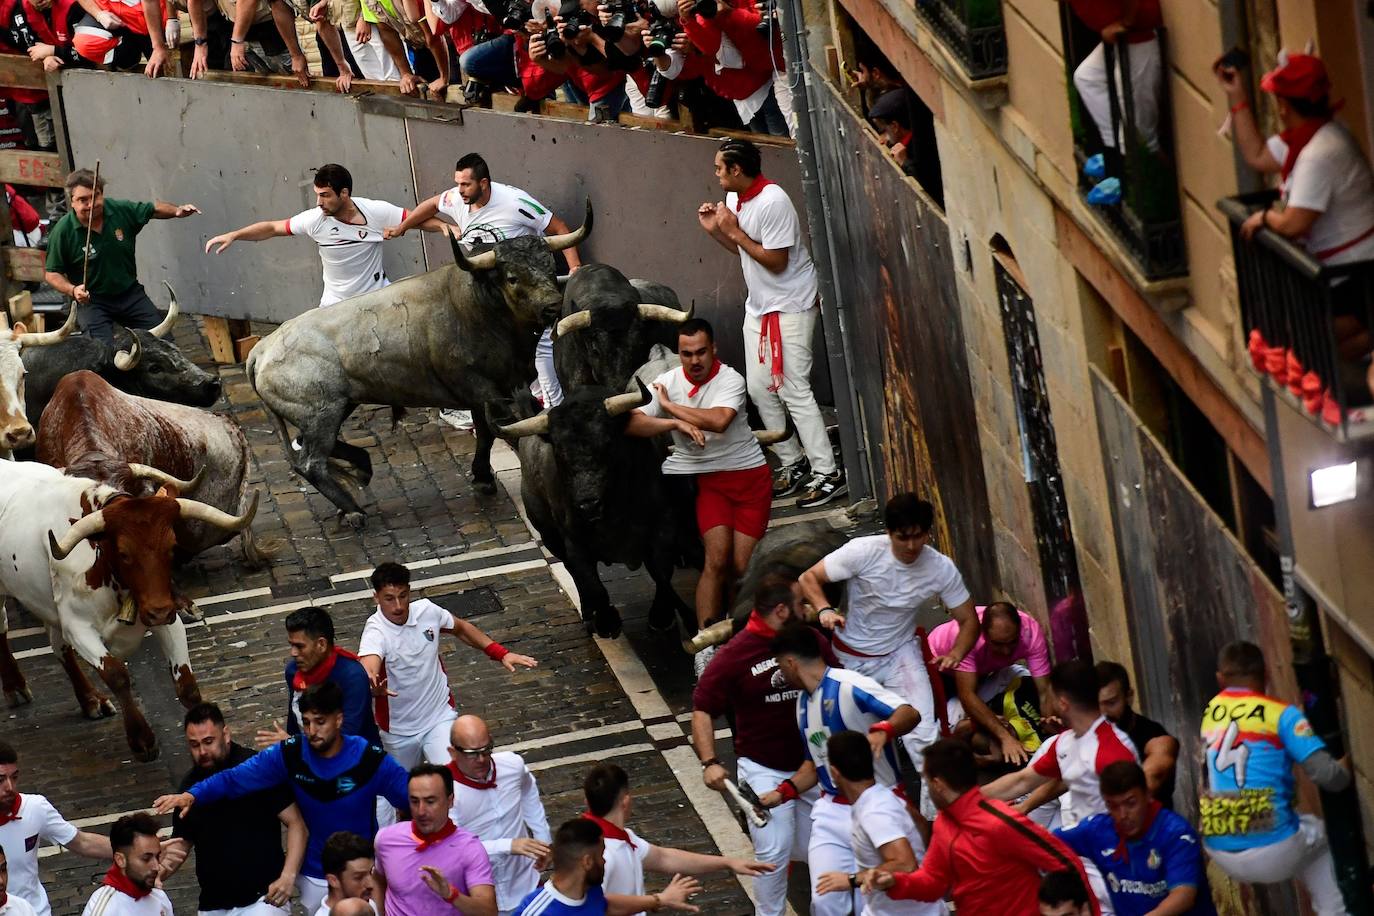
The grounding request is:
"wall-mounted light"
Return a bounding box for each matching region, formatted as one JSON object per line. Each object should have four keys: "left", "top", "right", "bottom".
{"left": 1309, "top": 460, "right": 1359, "bottom": 509}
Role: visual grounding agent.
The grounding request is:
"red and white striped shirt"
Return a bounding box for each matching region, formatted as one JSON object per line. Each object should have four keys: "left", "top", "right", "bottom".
{"left": 1030, "top": 715, "right": 1137, "bottom": 827}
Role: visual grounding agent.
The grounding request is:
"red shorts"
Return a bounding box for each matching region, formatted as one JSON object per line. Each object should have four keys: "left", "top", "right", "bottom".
{"left": 695, "top": 464, "right": 771, "bottom": 539}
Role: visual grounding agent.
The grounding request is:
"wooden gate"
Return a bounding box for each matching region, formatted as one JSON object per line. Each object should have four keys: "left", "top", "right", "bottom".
{"left": 0, "top": 56, "right": 64, "bottom": 326}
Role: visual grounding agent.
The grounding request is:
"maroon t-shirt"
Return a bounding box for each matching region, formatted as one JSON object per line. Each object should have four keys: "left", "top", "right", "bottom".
{"left": 693, "top": 620, "right": 840, "bottom": 772}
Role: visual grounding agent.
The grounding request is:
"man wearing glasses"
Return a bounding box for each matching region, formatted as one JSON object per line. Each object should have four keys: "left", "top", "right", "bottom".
{"left": 446, "top": 716, "right": 551, "bottom": 916}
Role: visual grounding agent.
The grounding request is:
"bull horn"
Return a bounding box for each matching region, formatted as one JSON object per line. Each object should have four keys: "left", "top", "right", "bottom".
{"left": 148, "top": 283, "right": 179, "bottom": 339}
{"left": 47, "top": 510, "right": 108, "bottom": 561}
{"left": 14, "top": 307, "right": 77, "bottom": 347}
{"left": 113, "top": 330, "right": 142, "bottom": 370}
{"left": 497, "top": 413, "right": 550, "bottom": 439}
{"left": 448, "top": 227, "right": 496, "bottom": 272}
{"left": 177, "top": 490, "right": 260, "bottom": 532}
{"left": 544, "top": 199, "right": 593, "bottom": 253}
{"left": 636, "top": 303, "right": 693, "bottom": 324}
{"left": 553, "top": 309, "right": 593, "bottom": 339}
{"left": 129, "top": 462, "right": 205, "bottom": 493}
{"left": 605, "top": 379, "right": 651, "bottom": 417}
{"left": 754, "top": 429, "right": 790, "bottom": 445}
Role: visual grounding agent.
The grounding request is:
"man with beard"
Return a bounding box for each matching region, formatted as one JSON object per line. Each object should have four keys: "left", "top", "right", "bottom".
{"left": 159, "top": 703, "right": 307, "bottom": 916}
{"left": 153, "top": 681, "right": 411, "bottom": 915}
{"left": 80, "top": 814, "right": 173, "bottom": 916}
{"left": 0, "top": 849, "right": 35, "bottom": 916}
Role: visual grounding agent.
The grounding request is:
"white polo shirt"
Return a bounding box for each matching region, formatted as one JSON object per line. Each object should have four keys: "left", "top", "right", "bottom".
{"left": 358, "top": 598, "right": 456, "bottom": 736}
{"left": 0, "top": 892, "right": 37, "bottom": 916}
{"left": 1267, "top": 121, "right": 1374, "bottom": 265}
{"left": 600, "top": 827, "right": 651, "bottom": 911}
{"left": 638, "top": 363, "right": 765, "bottom": 475}
{"left": 0, "top": 794, "right": 79, "bottom": 916}
{"left": 1029, "top": 716, "right": 1138, "bottom": 828}
{"left": 448, "top": 752, "right": 551, "bottom": 912}
{"left": 437, "top": 182, "right": 552, "bottom": 246}
{"left": 821, "top": 537, "right": 971, "bottom": 657}
{"left": 285, "top": 198, "right": 408, "bottom": 307}
{"left": 851, "top": 785, "right": 937, "bottom": 916}
{"left": 79, "top": 885, "right": 173, "bottom": 916}
{"left": 724, "top": 183, "right": 818, "bottom": 317}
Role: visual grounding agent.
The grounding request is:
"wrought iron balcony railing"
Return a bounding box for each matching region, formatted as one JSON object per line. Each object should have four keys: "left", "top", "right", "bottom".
{"left": 914, "top": 0, "right": 1007, "bottom": 81}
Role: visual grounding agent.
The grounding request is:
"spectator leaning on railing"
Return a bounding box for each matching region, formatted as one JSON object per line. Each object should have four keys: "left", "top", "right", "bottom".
{"left": 658, "top": 0, "right": 785, "bottom": 135}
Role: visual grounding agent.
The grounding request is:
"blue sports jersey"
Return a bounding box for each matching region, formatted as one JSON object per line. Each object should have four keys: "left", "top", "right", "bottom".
{"left": 512, "top": 882, "right": 607, "bottom": 915}
{"left": 1057, "top": 808, "right": 1216, "bottom": 916}
{"left": 797, "top": 667, "right": 907, "bottom": 795}
{"left": 1199, "top": 688, "right": 1327, "bottom": 852}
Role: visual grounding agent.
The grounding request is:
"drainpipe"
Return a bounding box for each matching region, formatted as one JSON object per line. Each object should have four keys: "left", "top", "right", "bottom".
{"left": 777, "top": 0, "right": 872, "bottom": 501}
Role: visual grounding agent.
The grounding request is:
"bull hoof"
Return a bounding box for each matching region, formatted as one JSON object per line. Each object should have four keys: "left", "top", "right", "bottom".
{"left": 83, "top": 696, "right": 116, "bottom": 719}
{"left": 131, "top": 743, "right": 159, "bottom": 763}
{"left": 647, "top": 602, "right": 678, "bottom": 634}
{"left": 5, "top": 686, "right": 32, "bottom": 707}
{"left": 594, "top": 607, "right": 622, "bottom": 640}
{"left": 334, "top": 511, "right": 366, "bottom": 531}
{"left": 473, "top": 479, "right": 498, "bottom": 496}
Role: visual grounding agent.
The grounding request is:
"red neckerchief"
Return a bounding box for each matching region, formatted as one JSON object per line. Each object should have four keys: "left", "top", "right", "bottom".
{"left": 744, "top": 611, "right": 776, "bottom": 638}
{"left": 733, "top": 174, "right": 775, "bottom": 212}
{"left": 685, "top": 360, "right": 722, "bottom": 398}
{"left": 1113, "top": 800, "right": 1163, "bottom": 863}
{"left": 447, "top": 760, "right": 496, "bottom": 791}
{"left": 757, "top": 313, "right": 784, "bottom": 392}
{"left": 292, "top": 647, "right": 360, "bottom": 691}
{"left": 102, "top": 864, "right": 152, "bottom": 900}
{"left": 581, "top": 812, "right": 635, "bottom": 848}
{"left": 1278, "top": 116, "right": 1332, "bottom": 182}
{"left": 896, "top": 130, "right": 913, "bottom": 148}
{"left": 412, "top": 819, "right": 459, "bottom": 850}
{"left": 0, "top": 795, "right": 21, "bottom": 827}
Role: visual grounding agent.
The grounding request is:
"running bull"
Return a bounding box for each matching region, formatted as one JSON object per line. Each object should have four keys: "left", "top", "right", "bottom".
{"left": 37, "top": 370, "right": 263, "bottom": 564}
{"left": 248, "top": 203, "right": 592, "bottom": 527}
{"left": 0, "top": 461, "right": 257, "bottom": 760}
{"left": 0, "top": 310, "right": 78, "bottom": 457}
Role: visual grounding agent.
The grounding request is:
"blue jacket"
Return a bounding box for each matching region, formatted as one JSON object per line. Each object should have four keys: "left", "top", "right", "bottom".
{"left": 189, "top": 735, "right": 409, "bottom": 878}
{"left": 284, "top": 652, "right": 380, "bottom": 744}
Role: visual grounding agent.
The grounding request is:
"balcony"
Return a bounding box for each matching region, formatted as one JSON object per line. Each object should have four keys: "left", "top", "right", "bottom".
{"left": 1060, "top": 8, "right": 1186, "bottom": 281}
{"left": 1220, "top": 191, "right": 1374, "bottom": 441}
{"left": 914, "top": 0, "right": 1007, "bottom": 81}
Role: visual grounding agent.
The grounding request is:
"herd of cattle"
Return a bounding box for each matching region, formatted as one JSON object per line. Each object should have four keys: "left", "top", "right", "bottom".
{"left": 0, "top": 203, "right": 795, "bottom": 760}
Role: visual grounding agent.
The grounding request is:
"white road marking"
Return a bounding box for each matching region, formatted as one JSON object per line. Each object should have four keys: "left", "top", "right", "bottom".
{"left": 329, "top": 541, "right": 540, "bottom": 584}
{"left": 526, "top": 743, "right": 656, "bottom": 773}
{"left": 499, "top": 719, "right": 645, "bottom": 754}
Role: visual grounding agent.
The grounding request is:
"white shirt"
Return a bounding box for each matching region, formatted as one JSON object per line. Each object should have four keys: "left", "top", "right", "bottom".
{"left": 851, "top": 786, "right": 942, "bottom": 916}
{"left": 1267, "top": 121, "right": 1374, "bottom": 265}
{"left": 821, "top": 537, "right": 971, "bottom": 656}
{"left": 1028, "top": 716, "right": 1138, "bottom": 828}
{"left": 448, "top": 752, "right": 551, "bottom": 912}
{"left": 437, "top": 182, "right": 552, "bottom": 246}
{"left": 724, "top": 184, "right": 818, "bottom": 317}
{"left": 0, "top": 794, "right": 79, "bottom": 916}
{"left": 286, "top": 198, "right": 408, "bottom": 307}
{"left": 359, "top": 598, "right": 456, "bottom": 736}
{"left": 638, "top": 363, "right": 765, "bottom": 475}
{"left": 80, "top": 885, "right": 173, "bottom": 916}
{"left": 600, "top": 828, "right": 651, "bottom": 910}
{"left": 312, "top": 900, "right": 377, "bottom": 916}
{"left": 0, "top": 893, "right": 37, "bottom": 916}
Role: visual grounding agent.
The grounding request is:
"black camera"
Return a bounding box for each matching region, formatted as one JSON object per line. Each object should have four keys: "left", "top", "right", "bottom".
{"left": 597, "top": 0, "right": 634, "bottom": 41}
{"left": 500, "top": 0, "right": 532, "bottom": 30}
{"left": 645, "top": 15, "right": 677, "bottom": 56}
{"left": 644, "top": 69, "right": 666, "bottom": 107}
{"left": 690, "top": 0, "right": 716, "bottom": 17}
{"left": 755, "top": 0, "right": 776, "bottom": 33}
{"left": 558, "top": 0, "right": 595, "bottom": 38}
{"left": 541, "top": 10, "right": 567, "bottom": 56}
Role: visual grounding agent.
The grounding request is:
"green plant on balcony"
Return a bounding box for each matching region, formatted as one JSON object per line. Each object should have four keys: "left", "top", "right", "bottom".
{"left": 961, "top": 0, "right": 1002, "bottom": 29}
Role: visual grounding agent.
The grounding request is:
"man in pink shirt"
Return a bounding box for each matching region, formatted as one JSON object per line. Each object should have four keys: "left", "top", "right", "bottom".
{"left": 374, "top": 764, "right": 497, "bottom": 916}
{"left": 925, "top": 603, "right": 1054, "bottom": 765}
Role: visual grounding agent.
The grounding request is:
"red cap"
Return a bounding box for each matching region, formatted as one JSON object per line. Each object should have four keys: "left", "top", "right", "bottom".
{"left": 1260, "top": 53, "right": 1330, "bottom": 102}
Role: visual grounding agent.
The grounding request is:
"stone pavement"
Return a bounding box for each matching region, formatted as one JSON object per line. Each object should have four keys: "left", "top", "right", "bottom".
{"left": 4, "top": 315, "right": 862, "bottom": 916}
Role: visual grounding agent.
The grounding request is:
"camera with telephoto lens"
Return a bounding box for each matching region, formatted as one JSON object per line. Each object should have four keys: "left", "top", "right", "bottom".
{"left": 596, "top": 0, "right": 635, "bottom": 40}
{"left": 690, "top": 0, "right": 716, "bottom": 17}
{"left": 540, "top": 9, "right": 567, "bottom": 56}
{"left": 644, "top": 13, "right": 677, "bottom": 56}
{"left": 558, "top": 0, "right": 594, "bottom": 38}
{"left": 500, "top": 0, "right": 532, "bottom": 29}
{"left": 644, "top": 69, "right": 666, "bottom": 107}
{"left": 755, "top": 0, "right": 775, "bottom": 32}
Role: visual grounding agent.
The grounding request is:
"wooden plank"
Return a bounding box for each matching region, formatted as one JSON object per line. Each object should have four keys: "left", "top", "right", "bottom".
{"left": 202, "top": 315, "right": 237, "bottom": 364}
{"left": 0, "top": 150, "right": 63, "bottom": 188}
{"left": 705, "top": 128, "right": 797, "bottom": 148}
{"left": 7, "top": 290, "right": 32, "bottom": 325}
{"left": 200, "top": 70, "right": 414, "bottom": 96}
{"left": 616, "top": 112, "right": 688, "bottom": 133}
{"left": 234, "top": 334, "right": 261, "bottom": 362}
{"left": 0, "top": 55, "right": 47, "bottom": 91}
{"left": 4, "top": 246, "right": 43, "bottom": 282}
{"left": 539, "top": 100, "right": 591, "bottom": 122}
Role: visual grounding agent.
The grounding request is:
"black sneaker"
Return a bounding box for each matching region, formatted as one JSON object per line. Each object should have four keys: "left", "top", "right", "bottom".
{"left": 797, "top": 470, "right": 847, "bottom": 509}
{"left": 772, "top": 458, "right": 810, "bottom": 498}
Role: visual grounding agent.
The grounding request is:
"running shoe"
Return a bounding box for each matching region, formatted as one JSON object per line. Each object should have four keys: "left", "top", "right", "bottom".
{"left": 439, "top": 408, "right": 474, "bottom": 431}
{"left": 1083, "top": 153, "right": 1106, "bottom": 180}
{"left": 693, "top": 643, "right": 718, "bottom": 680}
{"left": 797, "top": 470, "right": 848, "bottom": 509}
{"left": 772, "top": 458, "right": 810, "bottom": 498}
{"left": 1086, "top": 177, "right": 1122, "bottom": 206}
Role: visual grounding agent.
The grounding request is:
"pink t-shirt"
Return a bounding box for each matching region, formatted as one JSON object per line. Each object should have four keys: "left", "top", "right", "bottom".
{"left": 374, "top": 821, "right": 494, "bottom": 916}
{"left": 925, "top": 606, "right": 1051, "bottom": 677}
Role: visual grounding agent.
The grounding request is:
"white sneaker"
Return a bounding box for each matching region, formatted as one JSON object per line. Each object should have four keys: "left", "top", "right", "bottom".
{"left": 693, "top": 643, "right": 718, "bottom": 680}
{"left": 439, "top": 409, "right": 474, "bottom": 431}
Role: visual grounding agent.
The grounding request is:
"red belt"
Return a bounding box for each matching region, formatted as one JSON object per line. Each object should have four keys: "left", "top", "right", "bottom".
{"left": 831, "top": 634, "right": 885, "bottom": 659}
{"left": 1314, "top": 223, "right": 1374, "bottom": 261}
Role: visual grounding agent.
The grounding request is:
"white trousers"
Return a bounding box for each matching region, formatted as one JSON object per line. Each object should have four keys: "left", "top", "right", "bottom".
{"left": 381, "top": 710, "right": 458, "bottom": 770}
{"left": 200, "top": 901, "right": 290, "bottom": 916}
{"left": 736, "top": 756, "right": 815, "bottom": 916}
{"left": 943, "top": 664, "right": 1022, "bottom": 729}
{"left": 1072, "top": 36, "right": 1161, "bottom": 153}
{"left": 742, "top": 307, "right": 835, "bottom": 475}
{"left": 1207, "top": 816, "right": 1348, "bottom": 916}
{"left": 296, "top": 876, "right": 327, "bottom": 915}
{"left": 346, "top": 29, "right": 402, "bottom": 81}
{"left": 808, "top": 794, "right": 862, "bottom": 916}
{"left": 535, "top": 327, "right": 563, "bottom": 407}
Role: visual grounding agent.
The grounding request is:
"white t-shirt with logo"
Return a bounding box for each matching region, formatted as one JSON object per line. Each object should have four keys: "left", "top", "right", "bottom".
{"left": 601, "top": 828, "right": 652, "bottom": 911}
{"left": 286, "top": 198, "right": 408, "bottom": 307}
{"left": 358, "top": 597, "right": 456, "bottom": 737}
{"left": 821, "top": 536, "right": 971, "bottom": 657}
{"left": 638, "top": 363, "right": 765, "bottom": 475}
{"left": 1267, "top": 121, "right": 1374, "bottom": 265}
{"left": 724, "top": 184, "right": 819, "bottom": 317}
{"left": 437, "top": 182, "right": 553, "bottom": 246}
{"left": 1029, "top": 716, "right": 1138, "bottom": 828}
{"left": 79, "top": 886, "right": 173, "bottom": 916}
{"left": 851, "top": 785, "right": 941, "bottom": 916}
{"left": 0, "top": 794, "right": 79, "bottom": 916}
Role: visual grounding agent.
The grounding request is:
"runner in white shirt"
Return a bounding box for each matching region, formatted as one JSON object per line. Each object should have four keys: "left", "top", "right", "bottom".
{"left": 799, "top": 493, "right": 979, "bottom": 812}
{"left": 385, "top": 152, "right": 583, "bottom": 422}
{"left": 581, "top": 763, "right": 772, "bottom": 916}
{"left": 0, "top": 850, "right": 36, "bottom": 916}
{"left": 0, "top": 744, "right": 111, "bottom": 916}
{"left": 815, "top": 731, "right": 947, "bottom": 916}
{"left": 445, "top": 716, "right": 551, "bottom": 916}
{"left": 81, "top": 814, "right": 174, "bottom": 916}
{"left": 360, "top": 562, "right": 538, "bottom": 769}
{"left": 312, "top": 832, "right": 377, "bottom": 916}
{"left": 205, "top": 164, "right": 418, "bottom": 308}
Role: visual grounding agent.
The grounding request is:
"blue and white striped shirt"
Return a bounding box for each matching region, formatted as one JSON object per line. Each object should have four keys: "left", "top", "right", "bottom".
{"left": 512, "top": 882, "right": 606, "bottom": 915}
{"left": 797, "top": 667, "right": 908, "bottom": 795}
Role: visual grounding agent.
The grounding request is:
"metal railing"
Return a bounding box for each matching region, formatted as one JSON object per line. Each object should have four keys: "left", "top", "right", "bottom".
{"left": 1060, "top": 8, "right": 1185, "bottom": 280}
{"left": 914, "top": 0, "right": 1007, "bottom": 81}
{"left": 1220, "top": 191, "right": 1374, "bottom": 437}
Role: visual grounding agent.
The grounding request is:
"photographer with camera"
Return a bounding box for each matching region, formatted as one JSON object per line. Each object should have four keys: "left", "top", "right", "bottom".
{"left": 527, "top": 0, "right": 635, "bottom": 121}
{"left": 456, "top": 0, "right": 529, "bottom": 97}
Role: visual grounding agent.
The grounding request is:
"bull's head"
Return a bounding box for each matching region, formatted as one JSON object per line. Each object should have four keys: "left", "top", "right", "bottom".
{"left": 0, "top": 310, "right": 78, "bottom": 454}
{"left": 110, "top": 285, "right": 222, "bottom": 406}
{"left": 450, "top": 200, "right": 594, "bottom": 330}
{"left": 47, "top": 490, "right": 258, "bottom": 627}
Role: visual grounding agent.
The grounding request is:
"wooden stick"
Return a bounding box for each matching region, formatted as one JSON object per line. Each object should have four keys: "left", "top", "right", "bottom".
{"left": 79, "top": 159, "right": 100, "bottom": 293}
